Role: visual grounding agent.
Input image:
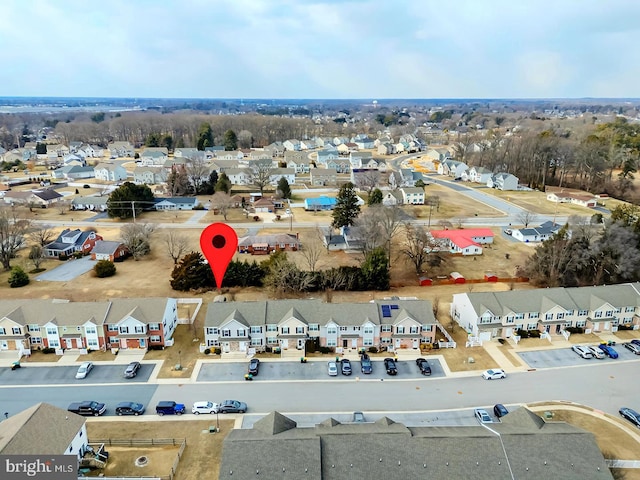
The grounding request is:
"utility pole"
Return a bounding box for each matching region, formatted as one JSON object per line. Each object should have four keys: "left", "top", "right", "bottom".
{"left": 131, "top": 201, "right": 136, "bottom": 223}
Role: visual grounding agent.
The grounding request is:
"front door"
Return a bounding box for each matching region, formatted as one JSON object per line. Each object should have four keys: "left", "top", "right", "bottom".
{"left": 351, "top": 338, "right": 358, "bottom": 348}
{"left": 545, "top": 325, "right": 551, "bottom": 333}
{"left": 395, "top": 338, "right": 401, "bottom": 348}
{"left": 412, "top": 338, "right": 419, "bottom": 349}
{"left": 555, "top": 324, "right": 562, "bottom": 334}
{"left": 604, "top": 321, "right": 611, "bottom": 331}
{"left": 342, "top": 339, "right": 348, "bottom": 348}
{"left": 0, "top": 340, "right": 7, "bottom": 350}
{"left": 65, "top": 338, "right": 73, "bottom": 349}
{"left": 120, "top": 338, "right": 127, "bottom": 349}
{"left": 139, "top": 338, "right": 146, "bottom": 348}
{"left": 222, "top": 342, "right": 230, "bottom": 353}
{"left": 280, "top": 339, "right": 288, "bottom": 350}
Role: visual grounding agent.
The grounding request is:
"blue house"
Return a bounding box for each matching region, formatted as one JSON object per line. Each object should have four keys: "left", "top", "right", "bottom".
{"left": 304, "top": 196, "right": 337, "bottom": 211}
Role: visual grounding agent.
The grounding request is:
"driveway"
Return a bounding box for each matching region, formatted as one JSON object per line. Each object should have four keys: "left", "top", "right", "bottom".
{"left": 36, "top": 256, "right": 95, "bottom": 282}
{"left": 518, "top": 345, "right": 640, "bottom": 369}
{"left": 0, "top": 363, "right": 153, "bottom": 386}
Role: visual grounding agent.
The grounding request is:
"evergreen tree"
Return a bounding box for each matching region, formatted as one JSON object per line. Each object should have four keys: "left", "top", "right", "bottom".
{"left": 215, "top": 172, "right": 231, "bottom": 193}
{"left": 277, "top": 177, "right": 292, "bottom": 199}
{"left": 94, "top": 260, "right": 116, "bottom": 278}
{"left": 223, "top": 129, "right": 238, "bottom": 151}
{"left": 107, "top": 182, "right": 155, "bottom": 219}
{"left": 170, "top": 252, "right": 215, "bottom": 291}
{"left": 331, "top": 182, "right": 361, "bottom": 229}
{"left": 145, "top": 133, "right": 161, "bottom": 147}
{"left": 8, "top": 266, "right": 29, "bottom": 288}
{"left": 361, "top": 247, "right": 389, "bottom": 290}
{"left": 197, "top": 122, "right": 214, "bottom": 150}
{"left": 368, "top": 188, "right": 383, "bottom": 205}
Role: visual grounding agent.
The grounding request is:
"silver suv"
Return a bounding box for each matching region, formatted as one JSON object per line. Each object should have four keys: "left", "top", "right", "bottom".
{"left": 571, "top": 345, "right": 593, "bottom": 359}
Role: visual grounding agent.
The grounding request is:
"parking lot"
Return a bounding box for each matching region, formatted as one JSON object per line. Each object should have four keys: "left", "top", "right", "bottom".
{"left": 197, "top": 358, "right": 446, "bottom": 382}
{"left": 0, "top": 363, "right": 153, "bottom": 385}
{"left": 518, "top": 344, "right": 640, "bottom": 369}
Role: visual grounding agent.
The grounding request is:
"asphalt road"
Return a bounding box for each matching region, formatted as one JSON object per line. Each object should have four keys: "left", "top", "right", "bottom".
{"left": 519, "top": 344, "right": 639, "bottom": 368}
{"left": 0, "top": 363, "right": 153, "bottom": 386}
{"left": 2, "top": 360, "right": 638, "bottom": 419}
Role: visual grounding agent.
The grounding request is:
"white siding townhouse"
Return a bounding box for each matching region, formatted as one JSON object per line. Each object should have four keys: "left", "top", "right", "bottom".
{"left": 451, "top": 283, "right": 640, "bottom": 342}
{"left": 94, "top": 162, "right": 128, "bottom": 182}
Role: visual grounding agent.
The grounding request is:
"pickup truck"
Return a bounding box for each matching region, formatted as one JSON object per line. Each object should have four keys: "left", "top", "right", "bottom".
{"left": 68, "top": 400, "right": 107, "bottom": 417}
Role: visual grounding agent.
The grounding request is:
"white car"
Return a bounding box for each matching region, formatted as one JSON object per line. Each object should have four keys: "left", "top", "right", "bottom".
{"left": 481, "top": 368, "right": 506, "bottom": 380}
{"left": 75, "top": 362, "right": 93, "bottom": 379}
{"left": 571, "top": 345, "right": 593, "bottom": 359}
{"left": 475, "top": 408, "right": 493, "bottom": 423}
{"left": 587, "top": 346, "right": 605, "bottom": 359}
{"left": 192, "top": 401, "right": 219, "bottom": 415}
{"left": 327, "top": 361, "right": 338, "bottom": 376}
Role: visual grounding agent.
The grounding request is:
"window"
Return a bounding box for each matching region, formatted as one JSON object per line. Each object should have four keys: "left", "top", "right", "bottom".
{"left": 85, "top": 327, "right": 96, "bottom": 335}
{"left": 594, "top": 311, "right": 603, "bottom": 318}
{"left": 364, "top": 326, "right": 374, "bottom": 334}
{"left": 251, "top": 338, "right": 263, "bottom": 346}
{"left": 149, "top": 323, "right": 160, "bottom": 331}
{"left": 623, "top": 317, "right": 633, "bottom": 325}
{"left": 605, "top": 310, "right": 614, "bottom": 317}
{"left": 409, "top": 326, "right": 419, "bottom": 334}
{"left": 421, "top": 325, "right": 433, "bottom": 332}
{"left": 267, "top": 337, "right": 277, "bottom": 345}
{"left": 396, "top": 326, "right": 405, "bottom": 334}
{"left": 107, "top": 324, "right": 117, "bottom": 331}
{"left": 134, "top": 326, "right": 145, "bottom": 334}
{"left": 615, "top": 308, "right": 621, "bottom": 314}
{"left": 309, "top": 324, "right": 319, "bottom": 332}
{"left": 545, "top": 313, "right": 553, "bottom": 320}
{"left": 46, "top": 327, "right": 57, "bottom": 335}
{"left": 119, "top": 326, "right": 129, "bottom": 334}
{"left": 250, "top": 326, "right": 262, "bottom": 334}
{"left": 150, "top": 335, "right": 161, "bottom": 342}
{"left": 381, "top": 325, "right": 391, "bottom": 332}
{"left": 12, "top": 327, "right": 21, "bottom": 335}
{"left": 527, "top": 323, "right": 538, "bottom": 330}
{"left": 237, "top": 329, "right": 247, "bottom": 337}
{"left": 363, "top": 338, "right": 373, "bottom": 346}
{"left": 327, "top": 326, "right": 337, "bottom": 335}
{"left": 529, "top": 312, "right": 539, "bottom": 319}
{"left": 625, "top": 306, "right": 635, "bottom": 313}
{"left": 296, "top": 326, "right": 305, "bottom": 334}
{"left": 49, "top": 340, "right": 60, "bottom": 347}
{"left": 222, "top": 329, "right": 231, "bottom": 337}
{"left": 31, "top": 337, "right": 42, "bottom": 344}
{"left": 281, "top": 327, "right": 290, "bottom": 335}
{"left": 266, "top": 324, "right": 277, "bottom": 332}
{"left": 565, "top": 310, "right": 574, "bottom": 316}
{"left": 576, "top": 320, "right": 586, "bottom": 328}
{"left": 87, "top": 339, "right": 98, "bottom": 347}
{"left": 28, "top": 325, "right": 39, "bottom": 332}
{"left": 327, "top": 339, "right": 337, "bottom": 347}
{"left": 515, "top": 313, "right": 525, "bottom": 320}
{"left": 556, "top": 313, "right": 564, "bottom": 320}
{"left": 506, "top": 316, "right": 514, "bottom": 324}
{"left": 339, "top": 326, "right": 348, "bottom": 331}
{"left": 578, "top": 310, "right": 588, "bottom": 316}
{"left": 381, "top": 337, "right": 391, "bottom": 344}
{"left": 206, "top": 327, "right": 216, "bottom": 335}
{"left": 353, "top": 326, "right": 361, "bottom": 331}
{"left": 206, "top": 339, "right": 217, "bottom": 347}
{"left": 109, "top": 337, "right": 119, "bottom": 344}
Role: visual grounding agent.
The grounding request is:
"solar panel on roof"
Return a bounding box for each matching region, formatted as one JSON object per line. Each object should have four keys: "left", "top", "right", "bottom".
{"left": 382, "top": 311, "right": 392, "bottom": 318}
{"left": 390, "top": 305, "right": 399, "bottom": 309}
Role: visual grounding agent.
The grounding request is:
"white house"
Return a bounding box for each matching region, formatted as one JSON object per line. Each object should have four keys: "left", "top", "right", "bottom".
{"left": 438, "top": 159, "right": 468, "bottom": 178}
{"left": 488, "top": 172, "right": 519, "bottom": 191}
{"left": 512, "top": 221, "right": 563, "bottom": 243}
{"left": 225, "top": 168, "right": 251, "bottom": 185}
{"left": 94, "top": 163, "right": 127, "bottom": 182}
{"left": 269, "top": 168, "right": 296, "bottom": 186}
{"left": 466, "top": 166, "right": 493, "bottom": 184}
{"left": 400, "top": 187, "right": 425, "bottom": 205}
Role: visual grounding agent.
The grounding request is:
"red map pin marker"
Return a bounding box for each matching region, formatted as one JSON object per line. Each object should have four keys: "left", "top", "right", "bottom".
{"left": 200, "top": 223, "right": 238, "bottom": 290}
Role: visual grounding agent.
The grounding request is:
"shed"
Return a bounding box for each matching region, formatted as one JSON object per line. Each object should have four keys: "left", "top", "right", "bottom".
{"left": 419, "top": 277, "right": 433, "bottom": 286}
{"left": 450, "top": 271, "right": 465, "bottom": 284}
{"left": 484, "top": 272, "right": 498, "bottom": 282}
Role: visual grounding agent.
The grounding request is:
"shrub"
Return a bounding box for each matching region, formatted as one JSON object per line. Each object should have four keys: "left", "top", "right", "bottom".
{"left": 214, "top": 347, "right": 221, "bottom": 355}
{"left": 94, "top": 259, "right": 116, "bottom": 278}
{"left": 565, "top": 327, "right": 585, "bottom": 334}
{"left": 58, "top": 254, "right": 68, "bottom": 261}
{"left": 73, "top": 252, "right": 83, "bottom": 259}
{"left": 516, "top": 329, "right": 529, "bottom": 338}
{"left": 147, "top": 345, "right": 164, "bottom": 351}
{"left": 498, "top": 338, "right": 506, "bottom": 344}
{"left": 41, "top": 347, "right": 56, "bottom": 354}
{"left": 528, "top": 330, "right": 541, "bottom": 338}
{"left": 204, "top": 348, "right": 211, "bottom": 355}
{"left": 368, "top": 346, "right": 378, "bottom": 353}
{"left": 192, "top": 204, "right": 205, "bottom": 210}
{"left": 8, "top": 266, "right": 29, "bottom": 288}
{"left": 617, "top": 324, "right": 633, "bottom": 331}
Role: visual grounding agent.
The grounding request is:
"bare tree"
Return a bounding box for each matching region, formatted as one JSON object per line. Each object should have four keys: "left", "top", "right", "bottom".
{"left": 29, "top": 245, "right": 45, "bottom": 269}
{"left": 28, "top": 224, "right": 55, "bottom": 246}
{"left": 374, "top": 204, "right": 408, "bottom": 266}
{"left": 351, "top": 209, "right": 384, "bottom": 257}
{"left": 249, "top": 159, "right": 275, "bottom": 194}
{"left": 56, "top": 199, "right": 70, "bottom": 216}
{"left": 354, "top": 170, "right": 380, "bottom": 195}
{"left": 26, "top": 199, "right": 39, "bottom": 213}
{"left": 120, "top": 223, "right": 156, "bottom": 260}
{"left": 400, "top": 224, "right": 432, "bottom": 275}
{"left": 0, "top": 206, "right": 30, "bottom": 270}
{"left": 210, "top": 192, "right": 235, "bottom": 221}
{"left": 299, "top": 227, "right": 324, "bottom": 272}
{"left": 516, "top": 210, "right": 538, "bottom": 228}
{"left": 432, "top": 295, "right": 441, "bottom": 319}
{"left": 167, "top": 165, "right": 190, "bottom": 196}
{"left": 185, "top": 157, "right": 209, "bottom": 194}
{"left": 163, "top": 230, "right": 190, "bottom": 265}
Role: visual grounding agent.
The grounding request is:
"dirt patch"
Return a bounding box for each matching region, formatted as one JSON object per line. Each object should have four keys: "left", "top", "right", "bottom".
{"left": 84, "top": 445, "right": 179, "bottom": 478}
{"left": 498, "top": 344, "right": 524, "bottom": 367}
{"left": 568, "top": 333, "right": 603, "bottom": 344}
{"left": 144, "top": 324, "right": 203, "bottom": 378}
{"left": 86, "top": 419, "right": 234, "bottom": 480}
{"left": 613, "top": 329, "right": 640, "bottom": 341}
{"left": 436, "top": 326, "right": 495, "bottom": 372}
{"left": 77, "top": 350, "right": 118, "bottom": 362}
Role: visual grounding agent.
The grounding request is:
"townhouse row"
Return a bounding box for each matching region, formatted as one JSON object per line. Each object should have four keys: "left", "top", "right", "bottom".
{"left": 451, "top": 283, "right": 640, "bottom": 342}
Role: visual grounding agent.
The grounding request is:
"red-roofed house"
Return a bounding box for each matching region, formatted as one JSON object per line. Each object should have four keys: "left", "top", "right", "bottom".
{"left": 428, "top": 228, "right": 494, "bottom": 255}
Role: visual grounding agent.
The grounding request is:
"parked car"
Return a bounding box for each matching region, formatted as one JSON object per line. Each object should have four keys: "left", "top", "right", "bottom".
{"left": 115, "top": 402, "right": 145, "bottom": 416}
{"left": 503, "top": 228, "right": 512, "bottom": 235}
{"left": 631, "top": 339, "right": 640, "bottom": 347}
{"left": 598, "top": 343, "right": 619, "bottom": 359}
{"left": 352, "top": 411, "right": 366, "bottom": 423}
{"left": 619, "top": 407, "right": 640, "bottom": 428}
{"left": 416, "top": 358, "right": 432, "bottom": 375}
{"left": 217, "top": 400, "right": 247, "bottom": 414}
{"left": 192, "top": 401, "right": 218, "bottom": 415}
{"left": 248, "top": 358, "right": 260, "bottom": 375}
{"left": 327, "top": 361, "right": 338, "bottom": 376}
{"left": 493, "top": 404, "right": 509, "bottom": 418}
{"left": 341, "top": 359, "right": 352, "bottom": 375}
{"left": 123, "top": 361, "right": 141, "bottom": 378}
{"left": 571, "top": 345, "right": 593, "bottom": 359}
{"left": 624, "top": 343, "right": 640, "bottom": 355}
{"left": 383, "top": 357, "right": 398, "bottom": 375}
{"left": 68, "top": 400, "right": 106, "bottom": 417}
{"left": 75, "top": 362, "right": 93, "bottom": 379}
{"left": 482, "top": 369, "right": 506, "bottom": 380}
{"left": 360, "top": 353, "right": 373, "bottom": 374}
{"left": 474, "top": 408, "right": 492, "bottom": 423}
{"left": 156, "top": 401, "right": 186, "bottom": 416}
{"left": 587, "top": 346, "right": 606, "bottom": 359}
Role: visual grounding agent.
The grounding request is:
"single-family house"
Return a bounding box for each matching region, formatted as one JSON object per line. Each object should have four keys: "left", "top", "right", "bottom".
{"left": 44, "top": 228, "right": 103, "bottom": 258}
{"left": 488, "top": 172, "right": 519, "bottom": 191}
{"left": 139, "top": 147, "right": 169, "bottom": 166}
{"left": 3, "top": 189, "right": 63, "bottom": 208}
{"left": 91, "top": 240, "right": 129, "bottom": 262}
{"left": 225, "top": 168, "right": 251, "bottom": 185}
{"left": 71, "top": 196, "right": 108, "bottom": 212}
{"left": 253, "top": 197, "right": 276, "bottom": 213}
{"left": 377, "top": 142, "right": 396, "bottom": 155}
{"left": 429, "top": 228, "right": 494, "bottom": 256}
{"left": 154, "top": 197, "right": 199, "bottom": 210}
{"left": 327, "top": 157, "right": 351, "bottom": 173}
{"left": 52, "top": 165, "right": 95, "bottom": 180}
{"left": 214, "top": 150, "right": 245, "bottom": 161}
{"left": 108, "top": 141, "right": 135, "bottom": 158}
{"left": 316, "top": 148, "right": 340, "bottom": 166}
{"left": 305, "top": 196, "right": 337, "bottom": 211}
{"left": 133, "top": 166, "right": 165, "bottom": 185}
{"left": 237, "top": 234, "right": 300, "bottom": 255}
{"left": 546, "top": 190, "right": 597, "bottom": 208}
{"left": 382, "top": 191, "right": 403, "bottom": 206}
{"left": 353, "top": 136, "right": 375, "bottom": 150}
{"left": 400, "top": 187, "right": 425, "bottom": 205}
{"left": 310, "top": 168, "right": 337, "bottom": 186}
{"left": 286, "top": 154, "right": 313, "bottom": 174}
{"left": 264, "top": 142, "right": 285, "bottom": 157}
{"left": 269, "top": 168, "right": 296, "bottom": 186}
{"left": 94, "top": 163, "right": 128, "bottom": 182}
{"left": 62, "top": 154, "right": 85, "bottom": 166}
{"left": 77, "top": 144, "right": 104, "bottom": 158}
{"left": 437, "top": 159, "right": 468, "bottom": 178}
{"left": 283, "top": 139, "right": 301, "bottom": 151}
{"left": 451, "top": 283, "right": 640, "bottom": 342}
{"left": 300, "top": 139, "right": 317, "bottom": 150}
{"left": 467, "top": 166, "right": 493, "bottom": 184}
{"left": 512, "top": 221, "right": 563, "bottom": 243}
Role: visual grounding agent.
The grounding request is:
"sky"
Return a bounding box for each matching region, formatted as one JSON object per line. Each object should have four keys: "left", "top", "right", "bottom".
{"left": 1, "top": 0, "right": 639, "bottom": 99}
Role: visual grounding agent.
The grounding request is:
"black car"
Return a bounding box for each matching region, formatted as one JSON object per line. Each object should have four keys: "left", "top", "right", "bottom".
{"left": 494, "top": 404, "right": 509, "bottom": 418}
{"left": 123, "top": 361, "right": 141, "bottom": 378}
{"left": 218, "top": 400, "right": 247, "bottom": 414}
{"left": 248, "top": 358, "right": 260, "bottom": 375}
{"left": 383, "top": 357, "right": 397, "bottom": 375}
{"left": 115, "top": 401, "right": 145, "bottom": 416}
{"left": 416, "top": 358, "right": 432, "bottom": 376}
{"left": 360, "top": 353, "right": 373, "bottom": 374}
{"left": 620, "top": 407, "right": 640, "bottom": 428}
{"left": 341, "top": 359, "right": 352, "bottom": 375}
